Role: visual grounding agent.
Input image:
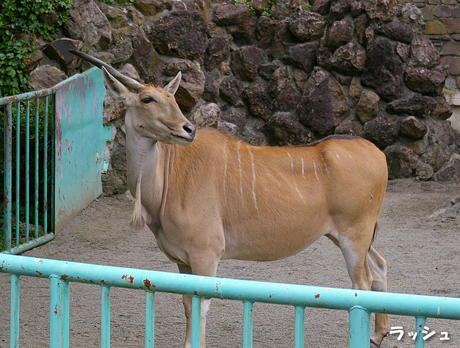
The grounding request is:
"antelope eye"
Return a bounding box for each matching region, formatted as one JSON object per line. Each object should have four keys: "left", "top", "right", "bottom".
{"left": 142, "top": 97, "right": 155, "bottom": 104}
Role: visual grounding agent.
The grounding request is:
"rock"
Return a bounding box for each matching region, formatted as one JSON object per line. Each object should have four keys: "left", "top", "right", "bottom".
{"left": 203, "top": 72, "right": 220, "bottom": 103}
{"left": 330, "top": 41, "right": 366, "bottom": 75}
{"left": 348, "top": 78, "right": 362, "bottom": 108}
{"left": 289, "top": 9, "right": 327, "bottom": 42}
{"left": 269, "top": 65, "right": 293, "bottom": 96}
{"left": 355, "top": 14, "right": 368, "bottom": 45}
{"left": 24, "top": 50, "right": 44, "bottom": 73}
{"left": 375, "top": 21, "right": 414, "bottom": 44}
{"left": 230, "top": 46, "right": 263, "bottom": 82}
{"left": 316, "top": 46, "right": 333, "bottom": 70}
{"left": 149, "top": 10, "right": 208, "bottom": 59}
{"left": 219, "top": 76, "right": 245, "bottom": 105}
{"left": 213, "top": 4, "right": 256, "bottom": 46}
{"left": 259, "top": 60, "right": 284, "bottom": 80}
{"left": 126, "top": 6, "right": 144, "bottom": 26}
{"left": 285, "top": 42, "right": 319, "bottom": 74}
{"left": 420, "top": 123, "right": 456, "bottom": 172}
{"left": 101, "top": 134, "right": 127, "bottom": 196}
{"left": 257, "top": 16, "right": 279, "bottom": 49}
{"left": 119, "top": 63, "right": 141, "bottom": 82}
{"left": 400, "top": 116, "right": 427, "bottom": 139}
{"left": 221, "top": 105, "right": 247, "bottom": 129}
{"left": 409, "top": 34, "right": 441, "bottom": 69}
{"left": 134, "top": 0, "right": 172, "bottom": 16}
{"left": 415, "top": 162, "right": 434, "bottom": 181}
{"left": 268, "top": 20, "right": 298, "bottom": 60}
{"left": 108, "top": 38, "right": 134, "bottom": 65}
{"left": 335, "top": 120, "right": 365, "bottom": 136}
{"left": 44, "top": 38, "right": 84, "bottom": 74}
{"left": 270, "top": 0, "right": 304, "bottom": 20}
{"left": 263, "top": 112, "right": 313, "bottom": 146}
{"left": 386, "top": 96, "right": 437, "bottom": 118}
{"left": 330, "top": 0, "right": 352, "bottom": 20}
{"left": 327, "top": 18, "right": 355, "bottom": 51}
{"left": 29, "top": 65, "right": 68, "bottom": 90}
{"left": 130, "top": 26, "right": 161, "bottom": 84}
{"left": 433, "top": 154, "right": 460, "bottom": 183}
{"left": 363, "top": 116, "right": 400, "bottom": 149}
{"left": 164, "top": 60, "right": 205, "bottom": 111}
{"left": 363, "top": 0, "right": 398, "bottom": 24}
{"left": 356, "top": 89, "right": 380, "bottom": 123}
{"left": 432, "top": 97, "right": 453, "bottom": 120}
{"left": 275, "top": 85, "right": 301, "bottom": 112}
{"left": 65, "top": 0, "right": 112, "bottom": 50}
{"left": 311, "top": 0, "right": 330, "bottom": 15}
{"left": 189, "top": 103, "right": 222, "bottom": 128}
{"left": 218, "top": 120, "right": 240, "bottom": 136}
{"left": 362, "top": 37, "right": 404, "bottom": 101}
{"left": 204, "top": 34, "right": 232, "bottom": 71}
{"left": 104, "top": 91, "right": 126, "bottom": 123}
{"left": 384, "top": 145, "right": 418, "bottom": 179}
{"left": 397, "top": 3, "right": 425, "bottom": 33}
{"left": 242, "top": 83, "right": 273, "bottom": 120}
{"left": 297, "top": 67, "right": 350, "bottom": 135}
{"left": 404, "top": 67, "right": 446, "bottom": 96}
{"left": 396, "top": 42, "right": 410, "bottom": 62}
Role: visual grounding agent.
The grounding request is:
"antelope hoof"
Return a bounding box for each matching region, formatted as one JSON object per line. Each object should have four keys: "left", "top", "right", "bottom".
{"left": 370, "top": 339, "right": 380, "bottom": 348}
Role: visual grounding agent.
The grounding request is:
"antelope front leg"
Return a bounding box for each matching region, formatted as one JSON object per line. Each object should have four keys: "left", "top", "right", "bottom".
{"left": 182, "top": 295, "right": 211, "bottom": 348}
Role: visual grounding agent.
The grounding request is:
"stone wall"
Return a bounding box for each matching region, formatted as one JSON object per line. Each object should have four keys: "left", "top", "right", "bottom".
{"left": 26, "top": 0, "right": 460, "bottom": 194}
{"left": 398, "top": 0, "right": 460, "bottom": 129}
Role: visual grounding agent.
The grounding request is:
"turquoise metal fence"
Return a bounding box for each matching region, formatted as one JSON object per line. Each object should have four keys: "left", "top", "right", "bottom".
{"left": 1, "top": 67, "right": 107, "bottom": 254}
{"left": 2, "top": 253, "right": 460, "bottom": 348}
{"left": 1, "top": 89, "right": 56, "bottom": 254}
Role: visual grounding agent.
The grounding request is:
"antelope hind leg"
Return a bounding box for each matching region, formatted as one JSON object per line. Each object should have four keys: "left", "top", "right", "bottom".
{"left": 367, "top": 246, "right": 390, "bottom": 347}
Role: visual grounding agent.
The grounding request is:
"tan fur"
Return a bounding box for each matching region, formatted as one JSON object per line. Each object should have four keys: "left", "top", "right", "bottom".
{"left": 73, "top": 50, "right": 390, "bottom": 348}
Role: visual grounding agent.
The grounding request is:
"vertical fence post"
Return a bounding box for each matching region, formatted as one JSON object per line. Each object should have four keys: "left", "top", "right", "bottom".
{"left": 145, "top": 291, "right": 155, "bottom": 348}
{"left": 10, "top": 274, "right": 20, "bottom": 348}
{"left": 348, "top": 306, "right": 370, "bottom": 348}
{"left": 294, "top": 306, "right": 305, "bottom": 348}
{"left": 243, "top": 301, "right": 253, "bottom": 348}
{"left": 43, "top": 97, "right": 49, "bottom": 234}
{"left": 50, "top": 275, "right": 69, "bottom": 348}
{"left": 34, "top": 99, "right": 40, "bottom": 237}
{"left": 25, "top": 100, "right": 30, "bottom": 243}
{"left": 4, "top": 104, "right": 13, "bottom": 252}
{"left": 415, "top": 316, "right": 427, "bottom": 348}
{"left": 191, "top": 296, "right": 201, "bottom": 348}
{"left": 101, "top": 285, "right": 111, "bottom": 348}
{"left": 15, "top": 103, "right": 21, "bottom": 247}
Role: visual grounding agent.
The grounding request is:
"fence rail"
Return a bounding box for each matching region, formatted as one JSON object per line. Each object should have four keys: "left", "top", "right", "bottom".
{"left": 1, "top": 89, "right": 56, "bottom": 254}
{"left": 2, "top": 253, "right": 460, "bottom": 348}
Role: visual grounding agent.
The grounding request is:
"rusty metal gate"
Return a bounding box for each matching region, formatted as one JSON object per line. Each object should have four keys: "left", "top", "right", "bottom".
{"left": 1, "top": 67, "right": 108, "bottom": 253}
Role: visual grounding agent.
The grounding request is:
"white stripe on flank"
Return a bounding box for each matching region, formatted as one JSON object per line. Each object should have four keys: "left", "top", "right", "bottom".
{"left": 237, "top": 141, "right": 244, "bottom": 207}
{"left": 313, "top": 160, "right": 320, "bottom": 182}
{"left": 301, "top": 158, "right": 305, "bottom": 176}
{"left": 287, "top": 152, "right": 294, "bottom": 169}
{"left": 248, "top": 148, "right": 259, "bottom": 213}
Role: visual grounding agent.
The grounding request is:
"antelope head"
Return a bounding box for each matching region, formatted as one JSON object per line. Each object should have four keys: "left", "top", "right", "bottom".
{"left": 69, "top": 50, "right": 196, "bottom": 146}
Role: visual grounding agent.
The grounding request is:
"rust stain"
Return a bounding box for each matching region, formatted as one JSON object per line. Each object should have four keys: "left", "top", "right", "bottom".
{"left": 315, "top": 294, "right": 320, "bottom": 299}
{"left": 54, "top": 304, "right": 58, "bottom": 315}
{"left": 36, "top": 270, "right": 43, "bottom": 276}
{"left": 61, "top": 274, "right": 68, "bottom": 281}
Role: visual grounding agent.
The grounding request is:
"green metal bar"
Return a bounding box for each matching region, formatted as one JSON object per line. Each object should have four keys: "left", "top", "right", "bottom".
{"left": 50, "top": 274, "right": 69, "bottom": 348}
{"left": 15, "top": 102, "right": 21, "bottom": 247}
{"left": 415, "top": 316, "right": 426, "bottom": 348}
{"left": 51, "top": 95, "right": 56, "bottom": 235}
{"left": 10, "top": 274, "right": 19, "bottom": 348}
{"left": 145, "top": 291, "right": 155, "bottom": 348}
{"left": 348, "top": 306, "right": 370, "bottom": 348}
{"left": 43, "top": 97, "right": 49, "bottom": 234}
{"left": 191, "top": 295, "right": 201, "bottom": 348}
{"left": 34, "top": 98, "right": 39, "bottom": 238}
{"left": 243, "top": 301, "right": 253, "bottom": 348}
{"left": 101, "top": 285, "right": 111, "bottom": 348}
{"left": 8, "top": 233, "right": 55, "bottom": 255}
{"left": 3, "top": 104, "right": 12, "bottom": 252}
{"left": 294, "top": 306, "right": 305, "bottom": 348}
{"left": 25, "top": 100, "right": 30, "bottom": 243}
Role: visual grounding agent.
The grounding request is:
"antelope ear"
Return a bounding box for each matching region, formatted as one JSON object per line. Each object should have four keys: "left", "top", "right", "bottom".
{"left": 102, "top": 67, "right": 131, "bottom": 100}
{"left": 164, "top": 72, "right": 182, "bottom": 95}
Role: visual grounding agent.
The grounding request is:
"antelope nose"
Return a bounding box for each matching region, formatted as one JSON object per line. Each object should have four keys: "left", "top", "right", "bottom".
{"left": 183, "top": 123, "right": 196, "bottom": 139}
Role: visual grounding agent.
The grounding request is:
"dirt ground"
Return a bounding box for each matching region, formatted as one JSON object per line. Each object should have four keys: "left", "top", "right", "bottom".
{"left": 1, "top": 178, "right": 460, "bottom": 348}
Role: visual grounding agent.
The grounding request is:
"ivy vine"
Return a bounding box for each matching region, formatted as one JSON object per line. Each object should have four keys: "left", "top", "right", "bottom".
{"left": 0, "top": 0, "right": 73, "bottom": 97}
